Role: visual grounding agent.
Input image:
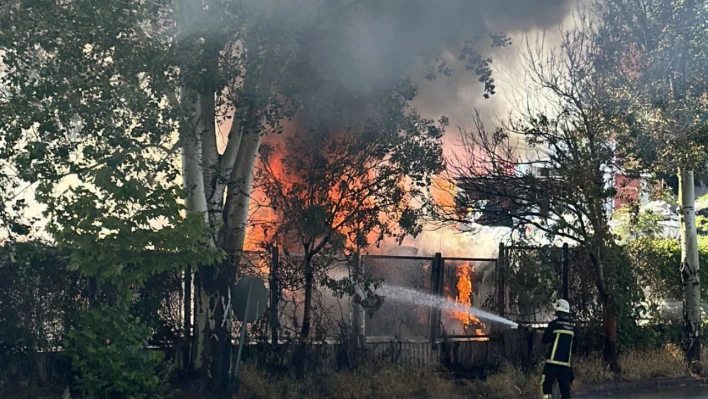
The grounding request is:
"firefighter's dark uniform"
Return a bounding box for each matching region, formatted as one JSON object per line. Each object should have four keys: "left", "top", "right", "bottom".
{"left": 540, "top": 315, "right": 575, "bottom": 399}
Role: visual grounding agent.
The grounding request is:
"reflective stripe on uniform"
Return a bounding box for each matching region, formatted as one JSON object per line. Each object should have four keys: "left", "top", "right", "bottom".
{"left": 546, "top": 359, "right": 572, "bottom": 367}
{"left": 550, "top": 329, "right": 574, "bottom": 366}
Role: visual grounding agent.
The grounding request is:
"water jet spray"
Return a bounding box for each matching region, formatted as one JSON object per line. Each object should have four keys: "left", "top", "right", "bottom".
{"left": 377, "top": 284, "right": 518, "bottom": 329}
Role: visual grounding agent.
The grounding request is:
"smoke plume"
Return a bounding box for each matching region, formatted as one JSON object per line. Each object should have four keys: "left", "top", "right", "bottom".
{"left": 234, "top": 0, "right": 580, "bottom": 254}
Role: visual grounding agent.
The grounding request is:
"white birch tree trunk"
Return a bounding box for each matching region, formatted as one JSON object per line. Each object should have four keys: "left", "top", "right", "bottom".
{"left": 180, "top": 96, "right": 209, "bottom": 219}
{"left": 174, "top": 0, "right": 269, "bottom": 376}
{"left": 221, "top": 127, "right": 262, "bottom": 263}
{"left": 184, "top": 102, "right": 263, "bottom": 381}
{"left": 180, "top": 91, "right": 215, "bottom": 371}
{"left": 679, "top": 168, "right": 701, "bottom": 365}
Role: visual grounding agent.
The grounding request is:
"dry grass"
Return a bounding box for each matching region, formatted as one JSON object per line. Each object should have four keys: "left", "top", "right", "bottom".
{"left": 239, "top": 361, "right": 541, "bottom": 399}
{"left": 572, "top": 355, "right": 614, "bottom": 386}
{"left": 238, "top": 362, "right": 457, "bottom": 399}
{"left": 619, "top": 344, "right": 689, "bottom": 381}
{"left": 469, "top": 363, "right": 539, "bottom": 398}
{"left": 238, "top": 347, "right": 696, "bottom": 399}
{"left": 572, "top": 344, "right": 692, "bottom": 388}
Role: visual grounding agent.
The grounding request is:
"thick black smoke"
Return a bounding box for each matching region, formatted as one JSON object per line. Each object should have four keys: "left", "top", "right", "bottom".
{"left": 224, "top": 0, "right": 577, "bottom": 142}
{"left": 296, "top": 0, "right": 573, "bottom": 94}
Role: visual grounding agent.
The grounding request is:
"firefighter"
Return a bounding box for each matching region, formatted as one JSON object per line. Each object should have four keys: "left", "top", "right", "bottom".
{"left": 540, "top": 298, "right": 575, "bottom": 399}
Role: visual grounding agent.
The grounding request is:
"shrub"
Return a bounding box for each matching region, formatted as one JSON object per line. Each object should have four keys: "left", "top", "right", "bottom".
{"left": 0, "top": 241, "right": 82, "bottom": 384}
{"left": 65, "top": 306, "right": 165, "bottom": 399}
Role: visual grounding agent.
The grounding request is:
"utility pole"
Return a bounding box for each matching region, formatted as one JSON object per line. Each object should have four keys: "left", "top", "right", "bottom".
{"left": 561, "top": 243, "right": 569, "bottom": 301}
{"left": 679, "top": 168, "right": 701, "bottom": 367}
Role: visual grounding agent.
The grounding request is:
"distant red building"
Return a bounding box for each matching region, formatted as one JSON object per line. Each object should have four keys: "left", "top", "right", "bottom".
{"left": 613, "top": 173, "right": 642, "bottom": 210}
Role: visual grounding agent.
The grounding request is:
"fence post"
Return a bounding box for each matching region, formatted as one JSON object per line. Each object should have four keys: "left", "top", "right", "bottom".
{"left": 561, "top": 243, "right": 569, "bottom": 301}
{"left": 190, "top": 272, "right": 201, "bottom": 368}
{"left": 359, "top": 253, "right": 366, "bottom": 345}
{"left": 183, "top": 266, "right": 192, "bottom": 370}
{"left": 270, "top": 245, "right": 280, "bottom": 345}
{"left": 497, "top": 243, "right": 506, "bottom": 317}
{"left": 429, "top": 252, "right": 444, "bottom": 345}
{"left": 350, "top": 252, "right": 365, "bottom": 347}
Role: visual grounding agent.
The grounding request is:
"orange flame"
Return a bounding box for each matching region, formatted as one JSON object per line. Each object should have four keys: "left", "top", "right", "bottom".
{"left": 244, "top": 120, "right": 388, "bottom": 252}
{"left": 430, "top": 176, "right": 457, "bottom": 209}
{"left": 447, "top": 263, "right": 485, "bottom": 336}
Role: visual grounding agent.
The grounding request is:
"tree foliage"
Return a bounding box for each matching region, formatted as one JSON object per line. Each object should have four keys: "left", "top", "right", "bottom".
{"left": 595, "top": 0, "right": 708, "bottom": 174}
{"left": 0, "top": 241, "right": 80, "bottom": 382}
{"left": 0, "top": 0, "right": 221, "bottom": 290}
{"left": 255, "top": 76, "right": 446, "bottom": 341}
{"left": 440, "top": 19, "right": 626, "bottom": 369}
{"left": 614, "top": 203, "right": 708, "bottom": 305}
{"left": 0, "top": 2, "right": 222, "bottom": 390}
{"left": 594, "top": 0, "right": 708, "bottom": 365}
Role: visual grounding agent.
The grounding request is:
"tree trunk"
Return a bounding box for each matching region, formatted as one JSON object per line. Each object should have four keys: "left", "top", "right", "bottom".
{"left": 602, "top": 302, "right": 620, "bottom": 372}
{"left": 349, "top": 252, "right": 365, "bottom": 348}
{"left": 591, "top": 248, "right": 620, "bottom": 372}
{"left": 180, "top": 104, "right": 209, "bottom": 218}
{"left": 191, "top": 271, "right": 204, "bottom": 373}
{"left": 187, "top": 104, "right": 260, "bottom": 392}
{"left": 679, "top": 168, "right": 701, "bottom": 367}
{"left": 211, "top": 259, "right": 234, "bottom": 399}
{"left": 194, "top": 273, "right": 211, "bottom": 378}
{"left": 221, "top": 128, "right": 262, "bottom": 261}
{"left": 191, "top": 262, "right": 233, "bottom": 395}
{"left": 174, "top": 0, "right": 252, "bottom": 389}
{"left": 181, "top": 91, "right": 214, "bottom": 373}
{"left": 198, "top": 123, "right": 261, "bottom": 393}
{"left": 293, "top": 254, "right": 315, "bottom": 376}
{"left": 301, "top": 254, "right": 315, "bottom": 341}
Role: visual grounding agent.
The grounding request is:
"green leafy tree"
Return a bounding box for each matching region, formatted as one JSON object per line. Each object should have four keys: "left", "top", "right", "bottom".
{"left": 594, "top": 0, "right": 708, "bottom": 364}
{"left": 0, "top": 0, "right": 220, "bottom": 392}
{"left": 0, "top": 241, "right": 80, "bottom": 382}
{"left": 0, "top": 0, "right": 218, "bottom": 288}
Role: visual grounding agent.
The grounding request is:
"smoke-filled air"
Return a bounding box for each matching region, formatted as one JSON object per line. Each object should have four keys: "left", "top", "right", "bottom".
{"left": 1, "top": 0, "right": 707, "bottom": 398}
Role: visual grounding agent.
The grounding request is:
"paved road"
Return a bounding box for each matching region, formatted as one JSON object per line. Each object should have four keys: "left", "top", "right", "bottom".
{"left": 423, "top": 387, "right": 708, "bottom": 399}
{"left": 582, "top": 387, "right": 708, "bottom": 398}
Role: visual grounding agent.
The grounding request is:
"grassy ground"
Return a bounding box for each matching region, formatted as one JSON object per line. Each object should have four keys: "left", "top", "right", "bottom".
{"left": 0, "top": 345, "right": 700, "bottom": 399}
{"left": 235, "top": 344, "right": 700, "bottom": 399}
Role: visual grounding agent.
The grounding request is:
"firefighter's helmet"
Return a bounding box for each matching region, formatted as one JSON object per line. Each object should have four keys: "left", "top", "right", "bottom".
{"left": 554, "top": 299, "right": 570, "bottom": 314}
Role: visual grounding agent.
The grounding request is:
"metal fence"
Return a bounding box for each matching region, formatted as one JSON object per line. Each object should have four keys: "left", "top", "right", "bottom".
{"left": 186, "top": 244, "right": 595, "bottom": 344}
{"left": 236, "top": 249, "right": 354, "bottom": 343}
{"left": 362, "top": 253, "right": 499, "bottom": 343}
{"left": 441, "top": 257, "right": 497, "bottom": 337}
{"left": 498, "top": 243, "right": 600, "bottom": 325}
{"left": 363, "top": 255, "right": 433, "bottom": 340}
{"left": 207, "top": 250, "right": 503, "bottom": 344}
{"left": 1, "top": 241, "right": 584, "bottom": 359}
{"left": 234, "top": 246, "right": 588, "bottom": 343}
